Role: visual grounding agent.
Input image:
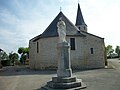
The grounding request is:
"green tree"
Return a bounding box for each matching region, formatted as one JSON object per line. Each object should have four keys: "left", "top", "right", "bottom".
{"left": 1, "top": 52, "right": 9, "bottom": 60}
{"left": 115, "top": 46, "right": 120, "bottom": 58}
{"left": 18, "top": 47, "right": 24, "bottom": 54}
{"left": 18, "top": 47, "right": 29, "bottom": 64}
{"left": 9, "top": 52, "right": 19, "bottom": 65}
{"left": 106, "top": 45, "right": 114, "bottom": 58}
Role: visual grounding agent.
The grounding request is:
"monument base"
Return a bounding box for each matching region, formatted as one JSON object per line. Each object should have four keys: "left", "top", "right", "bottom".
{"left": 41, "top": 76, "right": 86, "bottom": 90}
{"left": 40, "top": 41, "right": 87, "bottom": 90}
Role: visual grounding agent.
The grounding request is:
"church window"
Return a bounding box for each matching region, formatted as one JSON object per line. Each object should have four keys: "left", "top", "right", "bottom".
{"left": 90, "top": 48, "right": 94, "bottom": 54}
{"left": 70, "top": 38, "right": 75, "bottom": 50}
{"left": 78, "top": 27, "right": 81, "bottom": 30}
{"left": 37, "top": 42, "right": 39, "bottom": 53}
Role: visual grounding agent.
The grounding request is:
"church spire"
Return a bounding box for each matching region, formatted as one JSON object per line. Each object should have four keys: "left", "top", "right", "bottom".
{"left": 75, "top": 3, "right": 87, "bottom": 32}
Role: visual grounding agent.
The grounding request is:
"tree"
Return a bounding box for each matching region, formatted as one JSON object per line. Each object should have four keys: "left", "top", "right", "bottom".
{"left": 115, "top": 46, "right": 120, "bottom": 58}
{"left": 23, "top": 47, "right": 29, "bottom": 55}
{"left": 1, "top": 52, "right": 9, "bottom": 60}
{"left": 18, "top": 47, "right": 29, "bottom": 64}
{"left": 106, "top": 45, "right": 114, "bottom": 58}
{"left": 9, "top": 52, "right": 19, "bottom": 65}
{"left": 18, "top": 47, "right": 24, "bottom": 54}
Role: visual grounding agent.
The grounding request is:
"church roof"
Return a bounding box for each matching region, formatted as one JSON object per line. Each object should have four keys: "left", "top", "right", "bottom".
{"left": 0, "top": 48, "right": 3, "bottom": 51}
{"left": 31, "top": 4, "right": 104, "bottom": 42}
{"left": 75, "top": 3, "right": 87, "bottom": 26}
{"left": 33, "top": 11, "right": 86, "bottom": 42}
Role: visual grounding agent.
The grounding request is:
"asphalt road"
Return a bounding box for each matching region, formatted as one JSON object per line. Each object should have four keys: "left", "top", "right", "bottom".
{"left": 0, "top": 59, "right": 120, "bottom": 90}
{"left": 77, "top": 59, "right": 120, "bottom": 90}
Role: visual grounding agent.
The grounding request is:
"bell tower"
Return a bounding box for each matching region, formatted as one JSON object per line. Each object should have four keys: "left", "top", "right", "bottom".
{"left": 75, "top": 3, "right": 87, "bottom": 32}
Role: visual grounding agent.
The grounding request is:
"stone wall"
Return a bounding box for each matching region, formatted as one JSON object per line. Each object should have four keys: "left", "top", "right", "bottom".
{"left": 82, "top": 34, "right": 105, "bottom": 69}
{"left": 29, "top": 35, "right": 105, "bottom": 70}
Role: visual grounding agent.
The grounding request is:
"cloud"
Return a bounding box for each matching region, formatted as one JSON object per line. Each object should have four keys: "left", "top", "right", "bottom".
{"left": 0, "top": 28, "right": 20, "bottom": 53}
{"left": 62, "top": 0, "right": 120, "bottom": 47}
{"left": 84, "top": 0, "right": 120, "bottom": 47}
{"left": 0, "top": 6, "right": 29, "bottom": 52}
{"left": 0, "top": 0, "right": 57, "bottom": 53}
{"left": 0, "top": 8, "right": 19, "bottom": 25}
{"left": 59, "top": 0, "right": 63, "bottom": 2}
{"left": 0, "top": 0, "right": 120, "bottom": 53}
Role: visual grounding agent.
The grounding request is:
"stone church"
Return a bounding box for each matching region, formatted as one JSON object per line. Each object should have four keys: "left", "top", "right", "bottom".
{"left": 29, "top": 3, "right": 106, "bottom": 70}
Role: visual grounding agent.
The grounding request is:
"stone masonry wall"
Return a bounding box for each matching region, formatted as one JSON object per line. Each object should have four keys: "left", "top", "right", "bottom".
{"left": 29, "top": 35, "right": 105, "bottom": 70}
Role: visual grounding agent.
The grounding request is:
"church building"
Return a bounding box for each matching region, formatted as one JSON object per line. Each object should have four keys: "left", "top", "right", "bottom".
{"left": 29, "top": 3, "right": 106, "bottom": 70}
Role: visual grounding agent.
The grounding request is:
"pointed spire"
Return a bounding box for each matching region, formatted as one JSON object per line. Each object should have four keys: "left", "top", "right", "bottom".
{"left": 75, "top": 3, "right": 86, "bottom": 26}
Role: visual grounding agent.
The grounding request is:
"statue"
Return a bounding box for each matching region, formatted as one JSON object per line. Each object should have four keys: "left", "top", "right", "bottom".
{"left": 41, "top": 18, "right": 86, "bottom": 90}
{"left": 57, "top": 17, "right": 67, "bottom": 43}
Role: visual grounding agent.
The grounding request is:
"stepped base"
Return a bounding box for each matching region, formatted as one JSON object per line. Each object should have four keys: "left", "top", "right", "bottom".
{"left": 41, "top": 76, "right": 86, "bottom": 90}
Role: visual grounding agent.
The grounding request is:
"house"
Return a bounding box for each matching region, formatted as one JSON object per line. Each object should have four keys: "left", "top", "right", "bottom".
{"left": 29, "top": 3, "right": 106, "bottom": 70}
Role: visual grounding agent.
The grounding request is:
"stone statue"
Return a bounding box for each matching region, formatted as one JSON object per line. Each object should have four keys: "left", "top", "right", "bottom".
{"left": 42, "top": 18, "right": 86, "bottom": 90}
{"left": 57, "top": 17, "right": 67, "bottom": 43}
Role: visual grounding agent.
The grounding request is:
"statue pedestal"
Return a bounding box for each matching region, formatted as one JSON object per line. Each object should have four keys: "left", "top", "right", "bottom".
{"left": 42, "top": 76, "right": 86, "bottom": 90}
{"left": 57, "top": 42, "right": 72, "bottom": 77}
{"left": 41, "top": 42, "right": 86, "bottom": 90}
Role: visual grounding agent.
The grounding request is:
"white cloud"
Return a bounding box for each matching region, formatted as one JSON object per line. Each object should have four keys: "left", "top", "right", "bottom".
{"left": 1, "top": 0, "right": 120, "bottom": 53}
{"left": 0, "top": 8, "right": 19, "bottom": 25}
{"left": 0, "top": 28, "right": 15, "bottom": 37}
{"left": 59, "top": 0, "right": 63, "bottom": 2}
{"left": 0, "top": 28, "right": 21, "bottom": 53}
{"left": 63, "top": 0, "right": 120, "bottom": 48}
{"left": 84, "top": 0, "right": 120, "bottom": 47}
{"left": 0, "top": 1, "right": 54, "bottom": 53}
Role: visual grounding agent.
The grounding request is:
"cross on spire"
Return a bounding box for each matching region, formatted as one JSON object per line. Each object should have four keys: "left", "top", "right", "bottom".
{"left": 60, "top": 7, "right": 62, "bottom": 12}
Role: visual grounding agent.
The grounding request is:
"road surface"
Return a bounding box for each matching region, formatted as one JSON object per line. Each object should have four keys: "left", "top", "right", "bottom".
{"left": 0, "top": 59, "right": 120, "bottom": 90}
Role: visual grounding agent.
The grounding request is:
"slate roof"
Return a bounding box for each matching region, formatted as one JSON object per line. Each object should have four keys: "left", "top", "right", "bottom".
{"left": 81, "top": 31, "right": 104, "bottom": 39}
{"left": 33, "top": 11, "right": 86, "bottom": 42}
{"left": 75, "top": 3, "right": 87, "bottom": 26}
{"left": 31, "top": 3, "right": 104, "bottom": 42}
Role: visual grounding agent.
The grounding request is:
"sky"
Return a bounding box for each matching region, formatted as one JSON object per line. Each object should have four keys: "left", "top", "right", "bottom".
{"left": 0, "top": 0, "right": 120, "bottom": 53}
